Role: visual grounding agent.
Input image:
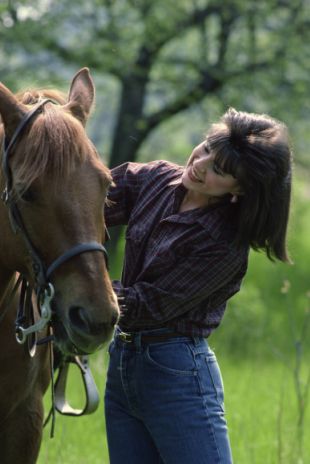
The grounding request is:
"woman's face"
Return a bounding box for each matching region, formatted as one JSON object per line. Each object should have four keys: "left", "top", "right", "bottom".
{"left": 181, "top": 141, "right": 240, "bottom": 199}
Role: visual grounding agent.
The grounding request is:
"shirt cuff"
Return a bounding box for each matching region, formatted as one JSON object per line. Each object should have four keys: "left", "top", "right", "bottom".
{"left": 112, "top": 280, "right": 137, "bottom": 317}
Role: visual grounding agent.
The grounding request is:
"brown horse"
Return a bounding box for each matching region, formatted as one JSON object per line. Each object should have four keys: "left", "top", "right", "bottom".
{"left": 0, "top": 68, "right": 119, "bottom": 463}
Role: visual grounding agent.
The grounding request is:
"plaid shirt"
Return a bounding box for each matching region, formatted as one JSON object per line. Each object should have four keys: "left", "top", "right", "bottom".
{"left": 106, "top": 161, "right": 249, "bottom": 337}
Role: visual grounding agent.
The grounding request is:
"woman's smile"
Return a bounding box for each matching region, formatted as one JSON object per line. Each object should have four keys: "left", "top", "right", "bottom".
{"left": 187, "top": 165, "right": 203, "bottom": 183}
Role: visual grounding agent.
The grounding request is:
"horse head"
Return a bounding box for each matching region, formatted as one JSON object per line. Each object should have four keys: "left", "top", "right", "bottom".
{"left": 0, "top": 68, "right": 119, "bottom": 356}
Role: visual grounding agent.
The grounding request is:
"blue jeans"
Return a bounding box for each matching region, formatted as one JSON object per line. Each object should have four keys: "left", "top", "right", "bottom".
{"left": 104, "top": 328, "right": 233, "bottom": 464}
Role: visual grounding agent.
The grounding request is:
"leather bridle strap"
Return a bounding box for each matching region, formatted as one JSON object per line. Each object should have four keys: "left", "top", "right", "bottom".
{"left": 46, "top": 241, "right": 108, "bottom": 280}
{"left": 2, "top": 99, "right": 56, "bottom": 289}
{"left": 6, "top": 197, "right": 48, "bottom": 288}
{"left": 2, "top": 99, "right": 54, "bottom": 192}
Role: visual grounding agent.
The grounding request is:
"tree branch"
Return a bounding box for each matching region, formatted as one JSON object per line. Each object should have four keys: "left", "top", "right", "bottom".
{"left": 216, "top": 6, "right": 236, "bottom": 68}
{"left": 141, "top": 71, "right": 221, "bottom": 137}
{"left": 136, "top": 3, "right": 224, "bottom": 63}
{"left": 140, "top": 55, "right": 280, "bottom": 139}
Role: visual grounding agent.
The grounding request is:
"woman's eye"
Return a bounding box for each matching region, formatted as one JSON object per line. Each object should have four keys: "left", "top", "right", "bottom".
{"left": 213, "top": 164, "right": 224, "bottom": 176}
{"left": 203, "top": 144, "right": 210, "bottom": 154}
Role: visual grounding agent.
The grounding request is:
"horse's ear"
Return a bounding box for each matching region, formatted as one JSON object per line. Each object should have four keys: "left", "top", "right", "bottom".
{"left": 0, "top": 82, "right": 27, "bottom": 138}
{"left": 66, "top": 68, "right": 95, "bottom": 126}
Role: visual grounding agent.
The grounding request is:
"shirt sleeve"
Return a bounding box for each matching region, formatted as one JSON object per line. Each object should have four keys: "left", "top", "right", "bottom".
{"left": 105, "top": 162, "right": 157, "bottom": 227}
{"left": 113, "top": 244, "right": 248, "bottom": 328}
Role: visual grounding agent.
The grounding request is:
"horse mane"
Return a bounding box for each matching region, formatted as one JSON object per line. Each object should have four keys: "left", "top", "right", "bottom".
{"left": 0, "top": 88, "right": 111, "bottom": 194}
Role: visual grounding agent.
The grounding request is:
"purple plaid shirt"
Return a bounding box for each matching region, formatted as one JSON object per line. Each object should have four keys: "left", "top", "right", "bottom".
{"left": 106, "top": 161, "right": 249, "bottom": 337}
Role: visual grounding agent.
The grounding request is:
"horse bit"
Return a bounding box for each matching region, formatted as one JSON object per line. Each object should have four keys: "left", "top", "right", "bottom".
{"left": 1, "top": 99, "right": 109, "bottom": 347}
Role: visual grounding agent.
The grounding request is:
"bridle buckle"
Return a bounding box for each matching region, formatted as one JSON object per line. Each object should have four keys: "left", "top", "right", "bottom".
{"left": 1, "top": 187, "right": 9, "bottom": 204}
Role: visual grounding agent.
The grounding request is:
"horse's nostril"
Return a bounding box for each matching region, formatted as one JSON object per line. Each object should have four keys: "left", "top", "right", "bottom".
{"left": 69, "top": 306, "right": 90, "bottom": 332}
{"left": 69, "top": 306, "right": 119, "bottom": 333}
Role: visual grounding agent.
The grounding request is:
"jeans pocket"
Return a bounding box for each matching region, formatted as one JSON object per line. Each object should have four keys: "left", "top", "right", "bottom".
{"left": 145, "top": 342, "right": 197, "bottom": 376}
{"left": 205, "top": 352, "right": 225, "bottom": 412}
{"left": 196, "top": 351, "right": 225, "bottom": 413}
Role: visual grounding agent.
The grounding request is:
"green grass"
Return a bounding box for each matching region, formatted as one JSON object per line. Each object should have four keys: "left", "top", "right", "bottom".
{"left": 220, "top": 357, "right": 310, "bottom": 464}
{"left": 38, "top": 349, "right": 110, "bottom": 464}
{"left": 37, "top": 350, "right": 310, "bottom": 464}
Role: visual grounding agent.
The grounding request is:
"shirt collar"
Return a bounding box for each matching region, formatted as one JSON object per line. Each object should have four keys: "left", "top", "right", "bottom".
{"left": 196, "top": 204, "right": 233, "bottom": 240}
{"left": 167, "top": 171, "right": 183, "bottom": 187}
{"left": 165, "top": 186, "right": 235, "bottom": 241}
{"left": 164, "top": 165, "right": 236, "bottom": 240}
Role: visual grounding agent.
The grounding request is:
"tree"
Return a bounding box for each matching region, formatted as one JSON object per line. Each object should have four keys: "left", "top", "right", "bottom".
{"left": 1, "top": 0, "right": 309, "bottom": 169}
{"left": 1, "top": 0, "right": 309, "bottom": 249}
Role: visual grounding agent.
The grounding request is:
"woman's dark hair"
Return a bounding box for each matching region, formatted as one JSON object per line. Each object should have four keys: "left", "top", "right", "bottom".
{"left": 207, "top": 108, "right": 292, "bottom": 262}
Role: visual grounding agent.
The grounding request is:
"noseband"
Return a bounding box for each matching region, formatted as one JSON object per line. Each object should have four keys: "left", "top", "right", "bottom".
{"left": 1, "top": 99, "right": 109, "bottom": 344}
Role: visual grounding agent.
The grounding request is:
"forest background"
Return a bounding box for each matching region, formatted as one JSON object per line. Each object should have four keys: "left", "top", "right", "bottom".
{"left": 0, "top": 1, "right": 309, "bottom": 463}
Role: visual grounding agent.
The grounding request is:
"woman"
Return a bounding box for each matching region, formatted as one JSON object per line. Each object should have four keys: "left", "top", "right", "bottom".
{"left": 104, "top": 108, "right": 292, "bottom": 463}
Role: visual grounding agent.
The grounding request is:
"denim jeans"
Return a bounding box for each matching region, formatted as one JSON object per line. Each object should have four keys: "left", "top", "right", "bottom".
{"left": 104, "top": 327, "right": 233, "bottom": 464}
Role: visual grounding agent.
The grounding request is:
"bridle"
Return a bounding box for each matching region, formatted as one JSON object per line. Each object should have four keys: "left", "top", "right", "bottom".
{"left": 1, "top": 99, "right": 109, "bottom": 345}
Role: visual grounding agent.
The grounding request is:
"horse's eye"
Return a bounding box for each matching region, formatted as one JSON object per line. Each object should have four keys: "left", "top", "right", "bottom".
{"left": 20, "top": 187, "right": 36, "bottom": 202}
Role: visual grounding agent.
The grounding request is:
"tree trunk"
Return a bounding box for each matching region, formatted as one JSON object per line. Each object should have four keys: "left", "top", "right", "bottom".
{"left": 109, "top": 74, "right": 149, "bottom": 169}
{"left": 108, "top": 73, "right": 149, "bottom": 251}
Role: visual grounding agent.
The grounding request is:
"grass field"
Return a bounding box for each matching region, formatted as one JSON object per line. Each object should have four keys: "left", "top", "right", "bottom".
{"left": 37, "top": 348, "right": 310, "bottom": 464}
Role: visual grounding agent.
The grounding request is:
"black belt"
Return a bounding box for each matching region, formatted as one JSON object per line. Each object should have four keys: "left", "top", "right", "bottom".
{"left": 116, "top": 331, "right": 189, "bottom": 344}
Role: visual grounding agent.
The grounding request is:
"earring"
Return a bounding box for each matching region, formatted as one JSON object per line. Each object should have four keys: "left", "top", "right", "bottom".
{"left": 230, "top": 194, "right": 238, "bottom": 203}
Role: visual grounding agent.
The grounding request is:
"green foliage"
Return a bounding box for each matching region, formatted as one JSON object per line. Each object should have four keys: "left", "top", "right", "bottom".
{"left": 0, "top": 0, "right": 309, "bottom": 168}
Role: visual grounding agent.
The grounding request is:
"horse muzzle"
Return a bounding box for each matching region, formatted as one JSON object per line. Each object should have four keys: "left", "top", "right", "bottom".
{"left": 52, "top": 299, "right": 119, "bottom": 356}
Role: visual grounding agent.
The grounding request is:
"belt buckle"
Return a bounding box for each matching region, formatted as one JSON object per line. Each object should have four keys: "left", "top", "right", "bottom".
{"left": 118, "top": 332, "right": 133, "bottom": 343}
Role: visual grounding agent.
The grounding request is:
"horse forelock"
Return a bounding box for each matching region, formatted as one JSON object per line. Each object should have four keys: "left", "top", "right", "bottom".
{"left": 1, "top": 88, "right": 111, "bottom": 194}
{"left": 16, "top": 88, "right": 67, "bottom": 106}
